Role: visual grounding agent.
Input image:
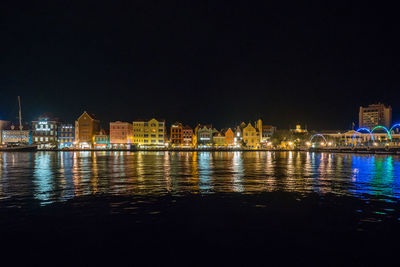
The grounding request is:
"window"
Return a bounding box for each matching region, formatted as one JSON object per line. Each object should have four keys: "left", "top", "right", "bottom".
{"left": 151, "top": 134, "right": 156, "bottom": 138}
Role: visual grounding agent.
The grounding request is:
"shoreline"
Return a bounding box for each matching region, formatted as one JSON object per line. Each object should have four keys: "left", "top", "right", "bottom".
{"left": 22, "top": 147, "right": 400, "bottom": 155}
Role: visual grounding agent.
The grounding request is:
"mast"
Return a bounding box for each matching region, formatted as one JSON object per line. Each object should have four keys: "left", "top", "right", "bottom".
{"left": 18, "top": 96, "right": 23, "bottom": 131}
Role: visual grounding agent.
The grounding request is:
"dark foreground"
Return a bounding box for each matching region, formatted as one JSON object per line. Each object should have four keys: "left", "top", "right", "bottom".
{"left": 1, "top": 192, "right": 400, "bottom": 266}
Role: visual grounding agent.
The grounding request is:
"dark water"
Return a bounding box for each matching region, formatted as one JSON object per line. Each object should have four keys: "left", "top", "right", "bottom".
{"left": 2, "top": 151, "right": 400, "bottom": 266}
{"left": 1, "top": 151, "right": 400, "bottom": 204}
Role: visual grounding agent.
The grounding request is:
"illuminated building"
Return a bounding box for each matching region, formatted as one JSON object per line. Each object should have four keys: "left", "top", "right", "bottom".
{"left": 290, "top": 124, "right": 308, "bottom": 133}
{"left": 110, "top": 121, "right": 133, "bottom": 148}
{"left": 58, "top": 124, "right": 75, "bottom": 148}
{"left": 75, "top": 111, "right": 100, "bottom": 149}
{"left": 359, "top": 103, "right": 392, "bottom": 129}
{"left": 234, "top": 122, "right": 246, "bottom": 147}
{"left": 212, "top": 131, "right": 226, "bottom": 147}
{"left": 223, "top": 128, "right": 234, "bottom": 146}
{"left": 2, "top": 124, "right": 31, "bottom": 144}
{"left": 32, "top": 115, "right": 59, "bottom": 149}
{"left": 196, "top": 124, "right": 215, "bottom": 147}
{"left": 94, "top": 129, "right": 110, "bottom": 149}
{"left": 255, "top": 118, "right": 276, "bottom": 145}
{"left": 0, "top": 120, "right": 10, "bottom": 144}
{"left": 182, "top": 125, "right": 193, "bottom": 147}
{"left": 170, "top": 122, "right": 183, "bottom": 146}
{"left": 132, "top": 118, "right": 166, "bottom": 147}
{"left": 242, "top": 122, "right": 260, "bottom": 149}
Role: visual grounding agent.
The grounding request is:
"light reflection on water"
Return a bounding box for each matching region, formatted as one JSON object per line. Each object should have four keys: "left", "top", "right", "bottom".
{"left": 0, "top": 151, "right": 400, "bottom": 205}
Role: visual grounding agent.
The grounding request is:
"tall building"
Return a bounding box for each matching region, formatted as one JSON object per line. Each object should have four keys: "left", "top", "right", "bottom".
{"left": 110, "top": 121, "right": 133, "bottom": 148}
{"left": 182, "top": 125, "right": 193, "bottom": 147}
{"left": 32, "top": 115, "right": 59, "bottom": 149}
{"left": 75, "top": 111, "right": 100, "bottom": 149}
{"left": 132, "top": 118, "right": 166, "bottom": 147}
{"left": 359, "top": 103, "right": 392, "bottom": 129}
{"left": 58, "top": 124, "right": 75, "bottom": 149}
{"left": 170, "top": 122, "right": 183, "bottom": 146}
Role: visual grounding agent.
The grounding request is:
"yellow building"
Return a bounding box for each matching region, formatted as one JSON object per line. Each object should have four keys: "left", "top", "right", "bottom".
{"left": 75, "top": 111, "right": 100, "bottom": 148}
{"left": 242, "top": 123, "right": 260, "bottom": 149}
{"left": 132, "top": 118, "right": 166, "bottom": 147}
{"left": 213, "top": 131, "right": 226, "bottom": 147}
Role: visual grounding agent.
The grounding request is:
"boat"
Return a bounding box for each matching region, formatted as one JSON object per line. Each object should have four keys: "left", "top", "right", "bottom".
{"left": 0, "top": 96, "right": 37, "bottom": 152}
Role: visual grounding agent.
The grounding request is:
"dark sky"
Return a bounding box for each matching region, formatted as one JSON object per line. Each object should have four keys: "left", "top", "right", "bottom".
{"left": 1, "top": 1, "right": 399, "bottom": 130}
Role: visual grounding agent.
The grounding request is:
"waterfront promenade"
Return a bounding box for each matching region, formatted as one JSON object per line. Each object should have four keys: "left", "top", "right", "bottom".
{"left": 34, "top": 146, "right": 400, "bottom": 155}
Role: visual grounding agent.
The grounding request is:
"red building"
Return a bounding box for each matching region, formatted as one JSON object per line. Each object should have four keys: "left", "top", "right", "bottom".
{"left": 170, "top": 122, "right": 183, "bottom": 146}
{"left": 110, "top": 121, "right": 133, "bottom": 148}
{"left": 182, "top": 125, "right": 193, "bottom": 147}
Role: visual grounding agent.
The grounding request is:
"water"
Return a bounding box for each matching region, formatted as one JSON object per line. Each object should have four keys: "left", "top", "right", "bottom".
{"left": 1, "top": 151, "right": 400, "bottom": 205}
{"left": 2, "top": 151, "right": 400, "bottom": 266}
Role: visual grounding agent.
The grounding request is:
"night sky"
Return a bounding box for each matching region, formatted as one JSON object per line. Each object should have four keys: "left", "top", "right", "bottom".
{"left": 1, "top": 1, "right": 399, "bottom": 130}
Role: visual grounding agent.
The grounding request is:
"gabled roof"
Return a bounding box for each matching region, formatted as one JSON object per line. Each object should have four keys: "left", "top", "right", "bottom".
{"left": 77, "top": 111, "right": 98, "bottom": 121}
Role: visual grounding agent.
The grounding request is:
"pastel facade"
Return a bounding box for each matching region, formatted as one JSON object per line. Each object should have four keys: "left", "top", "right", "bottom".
{"left": 110, "top": 121, "right": 133, "bottom": 147}
{"left": 94, "top": 129, "right": 110, "bottom": 149}
{"left": 213, "top": 131, "right": 226, "bottom": 147}
{"left": 223, "top": 128, "right": 234, "bottom": 146}
{"left": 132, "top": 118, "right": 165, "bottom": 146}
{"left": 58, "top": 124, "right": 75, "bottom": 148}
{"left": 75, "top": 111, "right": 100, "bottom": 149}
{"left": 242, "top": 123, "right": 260, "bottom": 149}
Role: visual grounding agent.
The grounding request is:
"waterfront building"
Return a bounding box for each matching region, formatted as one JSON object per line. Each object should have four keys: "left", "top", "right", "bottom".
{"left": 213, "top": 131, "right": 226, "bottom": 147}
{"left": 110, "top": 121, "right": 133, "bottom": 148}
{"left": 290, "top": 124, "right": 308, "bottom": 133}
{"left": 75, "top": 111, "right": 100, "bottom": 149}
{"left": 132, "top": 118, "right": 166, "bottom": 147}
{"left": 94, "top": 129, "right": 110, "bottom": 149}
{"left": 196, "top": 124, "right": 214, "bottom": 147}
{"left": 2, "top": 124, "right": 30, "bottom": 144}
{"left": 192, "top": 126, "right": 198, "bottom": 148}
{"left": 58, "top": 124, "right": 75, "bottom": 149}
{"left": 170, "top": 122, "right": 183, "bottom": 146}
{"left": 32, "top": 115, "right": 59, "bottom": 149}
{"left": 359, "top": 103, "right": 392, "bottom": 129}
{"left": 234, "top": 122, "right": 247, "bottom": 147}
{"left": 261, "top": 125, "right": 277, "bottom": 141}
{"left": 0, "top": 120, "right": 10, "bottom": 144}
{"left": 223, "top": 128, "right": 234, "bottom": 147}
{"left": 321, "top": 130, "right": 397, "bottom": 146}
{"left": 243, "top": 123, "right": 260, "bottom": 149}
{"left": 182, "top": 125, "right": 193, "bottom": 147}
